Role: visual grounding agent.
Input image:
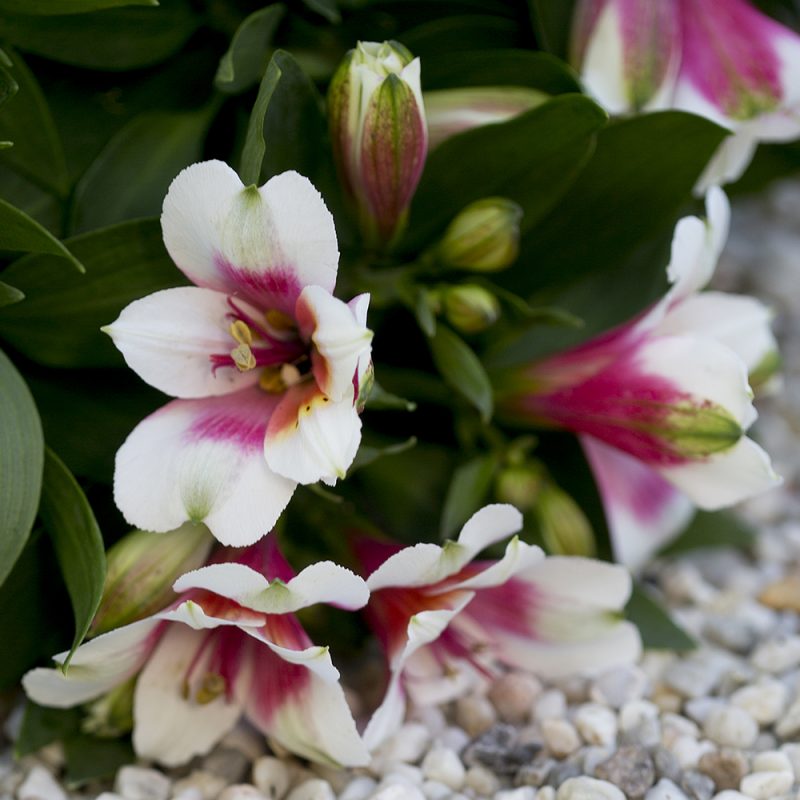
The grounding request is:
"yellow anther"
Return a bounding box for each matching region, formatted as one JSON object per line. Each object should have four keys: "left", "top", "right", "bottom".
{"left": 231, "top": 343, "right": 257, "bottom": 372}
{"left": 259, "top": 366, "right": 286, "bottom": 394}
{"left": 265, "top": 309, "right": 296, "bottom": 332}
{"left": 280, "top": 363, "right": 302, "bottom": 387}
{"left": 195, "top": 673, "right": 226, "bottom": 705}
{"left": 229, "top": 320, "right": 253, "bottom": 345}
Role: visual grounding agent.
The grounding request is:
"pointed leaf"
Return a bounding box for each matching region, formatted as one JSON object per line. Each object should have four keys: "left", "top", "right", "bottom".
{"left": 440, "top": 453, "right": 500, "bottom": 539}
{"left": 529, "top": 0, "right": 578, "bottom": 57}
{"left": 215, "top": 4, "right": 285, "bottom": 94}
{"left": 429, "top": 324, "right": 493, "bottom": 422}
{"left": 302, "top": 0, "right": 338, "bottom": 22}
{"left": 626, "top": 582, "right": 696, "bottom": 651}
{"left": 0, "top": 198, "right": 83, "bottom": 271}
{"left": 0, "top": 280, "right": 24, "bottom": 307}
{"left": 16, "top": 702, "right": 81, "bottom": 758}
{"left": 0, "top": 0, "right": 157, "bottom": 13}
{"left": 38, "top": 448, "right": 106, "bottom": 667}
{"left": 365, "top": 381, "right": 417, "bottom": 412}
{"left": 0, "top": 348, "right": 43, "bottom": 588}
{"left": 239, "top": 54, "right": 282, "bottom": 185}
{"left": 659, "top": 510, "right": 755, "bottom": 557}
{"left": 349, "top": 436, "right": 418, "bottom": 472}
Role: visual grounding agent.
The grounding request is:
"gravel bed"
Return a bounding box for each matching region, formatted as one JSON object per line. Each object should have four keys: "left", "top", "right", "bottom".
{"left": 3, "top": 181, "right": 800, "bottom": 800}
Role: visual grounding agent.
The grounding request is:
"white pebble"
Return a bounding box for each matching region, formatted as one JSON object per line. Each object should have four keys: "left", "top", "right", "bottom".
{"left": 780, "top": 742, "right": 800, "bottom": 777}
{"left": 96, "top": 794, "right": 126, "bottom": 800}
{"left": 730, "top": 679, "right": 787, "bottom": 725}
{"left": 555, "top": 777, "right": 625, "bottom": 799}
{"left": 172, "top": 790, "right": 203, "bottom": 800}
{"left": 703, "top": 706, "right": 759, "bottom": 748}
{"left": 420, "top": 747, "right": 465, "bottom": 790}
{"left": 489, "top": 672, "right": 542, "bottom": 722}
{"left": 775, "top": 696, "right": 800, "bottom": 737}
{"left": 590, "top": 665, "right": 647, "bottom": 708}
{"left": 620, "top": 700, "right": 659, "bottom": 732}
{"left": 115, "top": 766, "right": 172, "bottom": 800}
{"left": 751, "top": 750, "right": 793, "bottom": 774}
{"left": 464, "top": 765, "right": 499, "bottom": 796}
{"left": 534, "top": 690, "right": 567, "bottom": 721}
{"left": 685, "top": 697, "right": 725, "bottom": 725}
{"left": 496, "top": 788, "right": 537, "bottom": 800}
{"left": 574, "top": 704, "right": 617, "bottom": 747}
{"left": 738, "top": 770, "right": 794, "bottom": 799}
{"left": 668, "top": 735, "right": 715, "bottom": 770}
{"left": 541, "top": 719, "right": 581, "bottom": 757}
{"left": 368, "top": 787, "right": 425, "bottom": 800}
{"left": 172, "top": 771, "right": 227, "bottom": 800}
{"left": 410, "top": 706, "right": 447, "bottom": 735}
{"left": 285, "top": 779, "right": 335, "bottom": 800}
{"left": 252, "top": 758, "right": 291, "bottom": 800}
{"left": 536, "top": 790, "right": 556, "bottom": 800}
{"left": 420, "top": 781, "right": 449, "bottom": 800}
{"left": 710, "top": 793, "right": 750, "bottom": 800}
{"left": 455, "top": 695, "right": 496, "bottom": 736}
{"left": 339, "top": 778, "right": 378, "bottom": 800}
{"left": 18, "top": 767, "right": 67, "bottom": 800}
{"left": 218, "top": 787, "right": 269, "bottom": 800}
{"left": 437, "top": 726, "right": 470, "bottom": 753}
{"left": 381, "top": 765, "right": 422, "bottom": 786}
{"left": 751, "top": 635, "right": 800, "bottom": 673}
{"left": 379, "top": 724, "right": 433, "bottom": 765}
{"left": 644, "top": 779, "right": 689, "bottom": 800}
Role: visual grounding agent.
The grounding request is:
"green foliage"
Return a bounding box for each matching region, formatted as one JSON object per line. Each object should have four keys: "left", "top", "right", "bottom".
{"left": 440, "top": 453, "right": 500, "bottom": 538}
{"left": 240, "top": 55, "right": 283, "bottom": 186}
{"left": 0, "top": 0, "right": 156, "bottom": 13}
{"left": 38, "top": 449, "right": 106, "bottom": 667}
{"left": 626, "top": 582, "right": 696, "bottom": 652}
{"left": 0, "top": 219, "right": 185, "bottom": 367}
{"left": 0, "top": 348, "right": 43, "bottom": 589}
{"left": 659, "top": 510, "right": 756, "bottom": 557}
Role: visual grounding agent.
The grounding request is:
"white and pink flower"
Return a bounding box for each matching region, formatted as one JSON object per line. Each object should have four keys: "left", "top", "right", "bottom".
{"left": 23, "top": 539, "right": 370, "bottom": 768}
{"left": 497, "top": 188, "right": 780, "bottom": 569}
{"left": 571, "top": 0, "right": 800, "bottom": 189}
{"left": 355, "top": 504, "right": 641, "bottom": 749}
{"left": 104, "top": 161, "right": 373, "bottom": 547}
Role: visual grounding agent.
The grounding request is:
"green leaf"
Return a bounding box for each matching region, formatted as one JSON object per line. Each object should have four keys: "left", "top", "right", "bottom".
{"left": 38, "top": 448, "right": 106, "bottom": 667}
{"left": 429, "top": 325, "right": 493, "bottom": 422}
{"left": 365, "top": 381, "right": 417, "bottom": 412}
{"left": 0, "top": 0, "right": 156, "bottom": 14}
{"left": 403, "top": 15, "right": 523, "bottom": 55}
{"left": 0, "top": 219, "right": 186, "bottom": 368}
{"left": 0, "top": 348, "right": 44, "bottom": 588}
{"left": 440, "top": 453, "right": 500, "bottom": 539}
{"left": 215, "top": 4, "right": 285, "bottom": 94}
{"left": 349, "top": 436, "right": 418, "bottom": 472}
{"left": 0, "top": 198, "right": 84, "bottom": 271}
{"left": 302, "top": 0, "right": 339, "bottom": 22}
{"left": 0, "top": 280, "right": 24, "bottom": 307}
{"left": 239, "top": 54, "right": 282, "bottom": 185}
{"left": 508, "top": 111, "right": 729, "bottom": 296}
{"left": 64, "top": 735, "right": 135, "bottom": 785}
{"left": 626, "top": 582, "right": 696, "bottom": 651}
{"left": 422, "top": 48, "right": 581, "bottom": 94}
{"left": 0, "top": 0, "right": 197, "bottom": 70}
{"left": 405, "top": 94, "right": 606, "bottom": 252}
{"left": 71, "top": 108, "right": 211, "bottom": 233}
{"left": 0, "top": 48, "right": 69, "bottom": 196}
{"left": 0, "top": 61, "right": 18, "bottom": 112}
{"left": 659, "top": 510, "right": 756, "bottom": 557}
{"left": 529, "top": 0, "right": 578, "bottom": 58}
{"left": 16, "top": 702, "right": 81, "bottom": 758}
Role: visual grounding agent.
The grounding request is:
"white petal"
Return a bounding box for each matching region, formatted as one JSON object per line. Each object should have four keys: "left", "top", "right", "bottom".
{"left": 448, "top": 536, "right": 544, "bottom": 591}
{"left": 582, "top": 435, "right": 695, "bottom": 572}
{"left": 174, "top": 561, "right": 369, "bottom": 613}
{"left": 265, "top": 385, "right": 362, "bottom": 485}
{"left": 657, "top": 291, "right": 778, "bottom": 375}
{"left": 362, "top": 671, "right": 406, "bottom": 752}
{"left": 580, "top": 2, "right": 632, "bottom": 115}
{"left": 659, "top": 436, "right": 782, "bottom": 510}
{"left": 694, "top": 133, "right": 758, "bottom": 194}
{"left": 133, "top": 625, "right": 243, "bottom": 766}
{"left": 366, "top": 542, "right": 461, "bottom": 591}
{"left": 298, "top": 286, "right": 373, "bottom": 401}
{"left": 162, "top": 161, "right": 338, "bottom": 314}
{"left": 456, "top": 503, "right": 525, "bottom": 557}
{"left": 114, "top": 391, "right": 296, "bottom": 546}
{"left": 104, "top": 287, "right": 261, "bottom": 399}
{"left": 158, "top": 599, "right": 265, "bottom": 630}
{"left": 23, "top": 618, "right": 161, "bottom": 708}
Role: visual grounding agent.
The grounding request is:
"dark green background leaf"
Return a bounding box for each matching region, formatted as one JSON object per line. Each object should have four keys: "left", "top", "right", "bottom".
{"left": 440, "top": 453, "right": 499, "bottom": 538}
{"left": 659, "top": 510, "right": 756, "bottom": 557}
{"left": 0, "top": 0, "right": 157, "bottom": 14}
{"left": 627, "top": 582, "right": 696, "bottom": 652}
{"left": 0, "top": 280, "right": 24, "bottom": 307}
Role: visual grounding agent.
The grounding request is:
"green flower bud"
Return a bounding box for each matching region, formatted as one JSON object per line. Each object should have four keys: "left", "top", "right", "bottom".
{"left": 535, "top": 483, "right": 596, "bottom": 558}
{"left": 90, "top": 523, "right": 213, "bottom": 636}
{"left": 494, "top": 463, "right": 544, "bottom": 512}
{"left": 442, "top": 284, "right": 501, "bottom": 334}
{"left": 437, "top": 197, "right": 523, "bottom": 272}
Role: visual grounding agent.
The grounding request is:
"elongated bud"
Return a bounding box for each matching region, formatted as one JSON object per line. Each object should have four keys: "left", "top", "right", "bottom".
{"left": 494, "top": 463, "right": 544, "bottom": 512}
{"left": 425, "top": 86, "right": 547, "bottom": 150}
{"left": 442, "top": 284, "right": 501, "bottom": 334}
{"left": 328, "top": 40, "right": 427, "bottom": 248}
{"left": 437, "top": 197, "right": 522, "bottom": 272}
{"left": 535, "top": 482, "right": 596, "bottom": 557}
{"left": 90, "top": 523, "right": 213, "bottom": 636}
{"left": 570, "top": 0, "right": 680, "bottom": 113}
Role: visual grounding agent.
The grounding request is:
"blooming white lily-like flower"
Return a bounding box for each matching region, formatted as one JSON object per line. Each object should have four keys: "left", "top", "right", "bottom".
{"left": 571, "top": 0, "right": 800, "bottom": 190}
{"left": 104, "top": 160, "right": 373, "bottom": 547}
{"left": 23, "top": 539, "right": 370, "bottom": 768}
{"left": 496, "top": 188, "right": 780, "bottom": 570}
{"left": 355, "top": 504, "right": 641, "bottom": 749}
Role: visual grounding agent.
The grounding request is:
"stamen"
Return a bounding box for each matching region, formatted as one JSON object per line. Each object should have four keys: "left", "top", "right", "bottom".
{"left": 229, "top": 320, "right": 253, "bottom": 346}
{"left": 231, "top": 343, "right": 257, "bottom": 371}
{"left": 259, "top": 366, "right": 286, "bottom": 394}
{"left": 195, "top": 673, "right": 226, "bottom": 704}
{"left": 265, "top": 309, "right": 296, "bottom": 332}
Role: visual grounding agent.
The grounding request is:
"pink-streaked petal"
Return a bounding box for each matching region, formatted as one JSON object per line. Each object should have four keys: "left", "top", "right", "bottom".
{"left": 133, "top": 625, "right": 244, "bottom": 766}
{"left": 657, "top": 291, "right": 778, "bottom": 376}
{"left": 265, "top": 383, "right": 362, "bottom": 486}
{"left": 296, "top": 286, "right": 373, "bottom": 401}
{"left": 162, "top": 161, "right": 338, "bottom": 314}
{"left": 456, "top": 503, "right": 524, "bottom": 558}
{"left": 242, "top": 634, "right": 369, "bottom": 767}
{"left": 104, "top": 287, "right": 262, "bottom": 399}
{"left": 174, "top": 561, "right": 368, "bottom": 614}
{"left": 582, "top": 435, "right": 695, "bottom": 571}
{"left": 158, "top": 599, "right": 266, "bottom": 630}
{"left": 23, "top": 618, "right": 162, "bottom": 708}
{"left": 114, "top": 390, "right": 296, "bottom": 546}
{"left": 658, "top": 435, "right": 781, "bottom": 510}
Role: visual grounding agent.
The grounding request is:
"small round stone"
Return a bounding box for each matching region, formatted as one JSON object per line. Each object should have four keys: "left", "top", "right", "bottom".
{"left": 590, "top": 666, "right": 648, "bottom": 709}
{"left": 115, "top": 766, "right": 172, "bottom": 800}
{"left": 285, "top": 779, "right": 335, "bottom": 800}
{"left": 464, "top": 765, "right": 499, "bottom": 796}
{"left": 679, "top": 770, "right": 714, "bottom": 800}
{"left": 703, "top": 706, "right": 759, "bottom": 749}
{"left": 420, "top": 780, "right": 450, "bottom": 800}
{"left": 378, "top": 723, "right": 432, "bottom": 765}
{"left": 750, "top": 635, "right": 800, "bottom": 673}
{"left": 420, "top": 746, "right": 465, "bottom": 790}
{"left": 594, "top": 746, "right": 656, "bottom": 799}
{"left": 730, "top": 680, "right": 787, "bottom": 725}
{"left": 541, "top": 719, "right": 581, "bottom": 758}
{"left": 172, "top": 771, "right": 227, "bottom": 800}
{"left": 644, "top": 779, "right": 689, "bottom": 800}
{"left": 455, "top": 694, "right": 497, "bottom": 737}
{"left": 218, "top": 787, "right": 269, "bottom": 800}
{"left": 536, "top": 789, "right": 556, "bottom": 800}
{"left": 698, "top": 750, "right": 749, "bottom": 791}
{"left": 555, "top": 776, "right": 625, "bottom": 799}
{"left": 738, "top": 770, "right": 794, "bottom": 799}
{"left": 496, "top": 788, "right": 537, "bottom": 800}
{"left": 368, "top": 785, "right": 426, "bottom": 800}
{"left": 534, "top": 690, "right": 567, "bottom": 722}
{"left": 668, "top": 736, "right": 715, "bottom": 771}
{"left": 252, "top": 757, "right": 291, "bottom": 800}
{"left": 750, "top": 749, "right": 793, "bottom": 774}
{"left": 18, "top": 766, "right": 68, "bottom": 800}
{"left": 490, "top": 672, "right": 542, "bottom": 723}
{"left": 339, "top": 777, "right": 377, "bottom": 800}
{"left": 574, "top": 704, "right": 617, "bottom": 747}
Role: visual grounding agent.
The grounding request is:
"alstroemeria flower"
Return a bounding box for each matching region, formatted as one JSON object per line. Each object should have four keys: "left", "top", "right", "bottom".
{"left": 571, "top": 0, "right": 800, "bottom": 190}
{"left": 496, "top": 188, "right": 780, "bottom": 570}
{"left": 105, "top": 161, "right": 373, "bottom": 546}
{"left": 23, "top": 539, "right": 370, "bottom": 768}
{"left": 355, "top": 504, "right": 641, "bottom": 749}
